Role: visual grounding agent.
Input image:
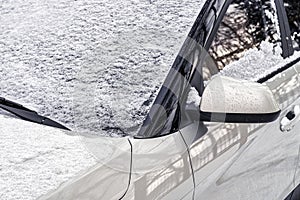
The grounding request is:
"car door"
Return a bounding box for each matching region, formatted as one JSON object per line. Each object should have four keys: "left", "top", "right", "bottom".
{"left": 122, "top": 132, "right": 194, "bottom": 200}
{"left": 281, "top": 0, "right": 300, "bottom": 195}
{"left": 198, "top": 65, "right": 300, "bottom": 200}
{"left": 180, "top": 0, "right": 300, "bottom": 199}
{"left": 294, "top": 63, "right": 300, "bottom": 190}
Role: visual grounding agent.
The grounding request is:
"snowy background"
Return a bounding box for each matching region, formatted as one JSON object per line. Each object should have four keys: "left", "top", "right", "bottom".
{"left": 0, "top": 0, "right": 205, "bottom": 136}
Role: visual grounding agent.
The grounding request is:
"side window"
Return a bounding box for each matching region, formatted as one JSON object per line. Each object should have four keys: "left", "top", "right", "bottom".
{"left": 283, "top": 1, "right": 300, "bottom": 50}
{"left": 208, "top": 0, "right": 282, "bottom": 79}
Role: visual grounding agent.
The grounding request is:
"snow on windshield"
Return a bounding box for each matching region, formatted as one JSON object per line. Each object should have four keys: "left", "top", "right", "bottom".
{"left": 1, "top": 1, "right": 209, "bottom": 199}
{"left": 0, "top": 0, "right": 205, "bottom": 137}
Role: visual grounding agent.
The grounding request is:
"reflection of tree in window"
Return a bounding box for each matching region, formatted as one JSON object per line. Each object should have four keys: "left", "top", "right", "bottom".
{"left": 209, "top": 0, "right": 278, "bottom": 70}
{"left": 284, "top": 0, "right": 300, "bottom": 49}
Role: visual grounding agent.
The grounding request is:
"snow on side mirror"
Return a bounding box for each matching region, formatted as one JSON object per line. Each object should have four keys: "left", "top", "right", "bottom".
{"left": 199, "top": 75, "right": 281, "bottom": 123}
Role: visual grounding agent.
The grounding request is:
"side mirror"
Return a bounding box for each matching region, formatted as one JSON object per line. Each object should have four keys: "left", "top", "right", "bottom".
{"left": 199, "top": 76, "right": 281, "bottom": 123}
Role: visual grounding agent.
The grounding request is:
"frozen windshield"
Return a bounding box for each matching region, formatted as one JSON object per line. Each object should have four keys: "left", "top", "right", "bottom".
{"left": 0, "top": 0, "right": 205, "bottom": 137}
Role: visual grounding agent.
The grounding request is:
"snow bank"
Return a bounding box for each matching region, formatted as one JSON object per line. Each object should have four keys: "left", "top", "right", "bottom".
{"left": 220, "top": 41, "right": 300, "bottom": 81}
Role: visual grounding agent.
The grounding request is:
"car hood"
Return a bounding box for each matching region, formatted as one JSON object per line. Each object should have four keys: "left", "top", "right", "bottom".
{"left": 40, "top": 135, "right": 132, "bottom": 200}
{"left": 0, "top": 114, "right": 131, "bottom": 200}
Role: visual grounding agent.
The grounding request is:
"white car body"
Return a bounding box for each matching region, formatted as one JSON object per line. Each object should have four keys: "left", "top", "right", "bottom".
{"left": 2, "top": 0, "right": 300, "bottom": 200}
{"left": 40, "top": 64, "right": 300, "bottom": 200}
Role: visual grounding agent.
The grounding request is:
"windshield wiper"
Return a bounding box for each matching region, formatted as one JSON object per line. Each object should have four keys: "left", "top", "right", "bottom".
{"left": 0, "top": 97, "right": 70, "bottom": 131}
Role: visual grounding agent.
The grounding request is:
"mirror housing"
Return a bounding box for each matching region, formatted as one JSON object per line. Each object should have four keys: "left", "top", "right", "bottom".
{"left": 200, "top": 76, "right": 281, "bottom": 123}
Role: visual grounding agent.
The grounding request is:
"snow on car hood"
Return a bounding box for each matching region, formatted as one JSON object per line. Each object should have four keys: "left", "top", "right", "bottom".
{"left": 40, "top": 133, "right": 132, "bottom": 200}
{"left": 0, "top": 114, "right": 133, "bottom": 200}
{"left": 0, "top": 115, "right": 96, "bottom": 199}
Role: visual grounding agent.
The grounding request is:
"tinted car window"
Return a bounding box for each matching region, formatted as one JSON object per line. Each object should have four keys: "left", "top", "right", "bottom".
{"left": 209, "top": 0, "right": 281, "bottom": 70}
{"left": 283, "top": 0, "right": 300, "bottom": 50}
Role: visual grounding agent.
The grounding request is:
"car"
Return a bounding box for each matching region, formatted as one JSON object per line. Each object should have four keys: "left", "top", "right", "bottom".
{"left": 1, "top": 0, "right": 300, "bottom": 199}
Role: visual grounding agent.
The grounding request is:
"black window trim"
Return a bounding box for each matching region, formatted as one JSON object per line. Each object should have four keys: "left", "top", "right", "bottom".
{"left": 203, "top": 0, "right": 232, "bottom": 51}
{"left": 275, "top": 0, "right": 294, "bottom": 58}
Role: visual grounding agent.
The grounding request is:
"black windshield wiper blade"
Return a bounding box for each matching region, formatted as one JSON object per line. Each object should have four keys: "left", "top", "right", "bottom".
{"left": 0, "top": 97, "right": 71, "bottom": 131}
